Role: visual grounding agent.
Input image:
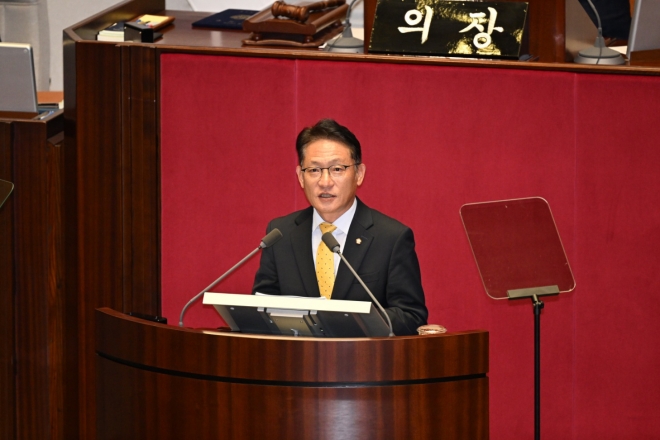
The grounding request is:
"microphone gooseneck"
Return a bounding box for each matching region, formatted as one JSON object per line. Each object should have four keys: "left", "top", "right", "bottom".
{"left": 321, "top": 231, "right": 395, "bottom": 336}
{"left": 325, "top": 0, "right": 364, "bottom": 53}
{"left": 574, "top": 0, "right": 625, "bottom": 65}
{"left": 178, "top": 228, "right": 283, "bottom": 327}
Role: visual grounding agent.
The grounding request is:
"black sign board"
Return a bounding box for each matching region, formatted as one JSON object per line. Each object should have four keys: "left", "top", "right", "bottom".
{"left": 369, "top": 1, "right": 529, "bottom": 59}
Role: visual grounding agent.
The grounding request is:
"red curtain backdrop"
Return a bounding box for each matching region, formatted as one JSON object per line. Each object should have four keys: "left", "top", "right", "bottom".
{"left": 160, "top": 54, "right": 660, "bottom": 439}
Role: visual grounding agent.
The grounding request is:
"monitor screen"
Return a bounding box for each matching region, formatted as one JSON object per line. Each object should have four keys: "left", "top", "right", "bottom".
{"left": 627, "top": 0, "right": 660, "bottom": 58}
{"left": 0, "top": 43, "right": 39, "bottom": 113}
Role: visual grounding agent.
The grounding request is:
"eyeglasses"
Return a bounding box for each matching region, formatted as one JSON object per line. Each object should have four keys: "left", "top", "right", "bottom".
{"left": 300, "top": 164, "right": 358, "bottom": 179}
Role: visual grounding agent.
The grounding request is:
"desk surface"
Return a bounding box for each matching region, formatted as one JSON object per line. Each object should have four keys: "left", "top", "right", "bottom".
{"left": 68, "top": 10, "right": 660, "bottom": 76}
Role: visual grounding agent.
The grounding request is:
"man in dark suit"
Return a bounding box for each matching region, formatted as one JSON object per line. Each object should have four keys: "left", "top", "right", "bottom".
{"left": 252, "top": 119, "right": 427, "bottom": 335}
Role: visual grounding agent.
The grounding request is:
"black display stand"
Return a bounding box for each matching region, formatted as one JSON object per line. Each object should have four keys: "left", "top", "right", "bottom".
{"left": 460, "top": 197, "right": 576, "bottom": 440}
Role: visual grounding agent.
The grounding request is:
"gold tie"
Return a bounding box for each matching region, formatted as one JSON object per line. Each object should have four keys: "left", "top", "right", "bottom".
{"left": 317, "top": 222, "right": 337, "bottom": 299}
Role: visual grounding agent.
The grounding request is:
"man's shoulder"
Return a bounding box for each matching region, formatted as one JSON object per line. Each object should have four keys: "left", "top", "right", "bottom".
{"left": 371, "top": 207, "right": 409, "bottom": 229}
{"left": 267, "top": 206, "right": 313, "bottom": 231}
{"left": 356, "top": 200, "right": 411, "bottom": 234}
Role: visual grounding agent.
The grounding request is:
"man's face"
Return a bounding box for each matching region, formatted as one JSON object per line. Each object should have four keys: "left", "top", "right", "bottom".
{"left": 296, "top": 139, "right": 366, "bottom": 223}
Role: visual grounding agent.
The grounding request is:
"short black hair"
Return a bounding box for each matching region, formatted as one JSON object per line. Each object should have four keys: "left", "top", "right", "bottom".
{"left": 296, "top": 119, "right": 362, "bottom": 165}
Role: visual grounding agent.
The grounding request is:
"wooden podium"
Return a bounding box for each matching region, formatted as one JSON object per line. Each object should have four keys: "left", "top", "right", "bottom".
{"left": 96, "top": 308, "right": 489, "bottom": 439}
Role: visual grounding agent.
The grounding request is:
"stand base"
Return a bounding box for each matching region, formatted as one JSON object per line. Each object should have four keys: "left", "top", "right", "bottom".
{"left": 325, "top": 36, "right": 364, "bottom": 53}
{"left": 574, "top": 46, "right": 626, "bottom": 65}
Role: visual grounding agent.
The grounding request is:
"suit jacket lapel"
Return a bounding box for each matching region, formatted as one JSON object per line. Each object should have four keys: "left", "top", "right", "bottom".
{"left": 332, "top": 199, "right": 374, "bottom": 300}
{"left": 291, "top": 208, "right": 320, "bottom": 297}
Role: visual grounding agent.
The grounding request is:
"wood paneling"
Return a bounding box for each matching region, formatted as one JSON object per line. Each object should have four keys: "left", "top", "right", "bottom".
{"left": 97, "top": 309, "right": 488, "bottom": 382}
{"left": 99, "top": 359, "right": 488, "bottom": 439}
{"left": 0, "top": 114, "right": 72, "bottom": 439}
{"left": 14, "top": 119, "right": 52, "bottom": 438}
{"left": 120, "top": 45, "right": 161, "bottom": 314}
{"left": 72, "top": 42, "right": 126, "bottom": 439}
{"left": 67, "top": 41, "right": 164, "bottom": 439}
{"left": 96, "top": 308, "right": 489, "bottom": 440}
{"left": 0, "top": 121, "right": 16, "bottom": 440}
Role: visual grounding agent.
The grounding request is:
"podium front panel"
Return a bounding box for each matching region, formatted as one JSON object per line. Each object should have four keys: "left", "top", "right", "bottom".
{"left": 96, "top": 308, "right": 489, "bottom": 439}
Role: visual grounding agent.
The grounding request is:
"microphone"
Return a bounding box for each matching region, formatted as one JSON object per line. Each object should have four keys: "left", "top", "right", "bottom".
{"left": 322, "top": 232, "right": 395, "bottom": 336}
{"left": 325, "top": 0, "right": 364, "bottom": 53}
{"left": 574, "top": 0, "right": 625, "bottom": 65}
{"left": 178, "top": 228, "right": 283, "bottom": 327}
{"left": 259, "top": 228, "right": 283, "bottom": 248}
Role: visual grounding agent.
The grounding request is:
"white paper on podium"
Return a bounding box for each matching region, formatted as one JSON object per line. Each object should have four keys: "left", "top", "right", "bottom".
{"left": 204, "top": 292, "right": 372, "bottom": 314}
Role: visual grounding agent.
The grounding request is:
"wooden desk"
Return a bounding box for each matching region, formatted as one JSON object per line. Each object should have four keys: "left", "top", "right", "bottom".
{"left": 96, "top": 308, "right": 489, "bottom": 439}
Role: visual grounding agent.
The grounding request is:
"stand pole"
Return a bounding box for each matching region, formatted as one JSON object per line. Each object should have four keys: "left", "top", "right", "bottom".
{"left": 533, "top": 294, "right": 544, "bottom": 440}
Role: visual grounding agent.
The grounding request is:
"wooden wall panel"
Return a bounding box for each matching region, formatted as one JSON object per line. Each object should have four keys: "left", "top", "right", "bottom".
{"left": 0, "top": 115, "right": 71, "bottom": 439}
{"left": 67, "top": 42, "right": 163, "bottom": 439}
{"left": 71, "top": 42, "right": 126, "bottom": 439}
{"left": 523, "top": 0, "right": 565, "bottom": 61}
{"left": 0, "top": 121, "right": 16, "bottom": 440}
{"left": 13, "top": 121, "right": 51, "bottom": 439}
{"left": 120, "top": 46, "right": 161, "bottom": 315}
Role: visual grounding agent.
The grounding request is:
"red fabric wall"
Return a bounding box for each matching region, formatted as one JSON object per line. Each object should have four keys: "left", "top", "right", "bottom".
{"left": 160, "top": 54, "right": 660, "bottom": 439}
{"left": 573, "top": 74, "right": 660, "bottom": 439}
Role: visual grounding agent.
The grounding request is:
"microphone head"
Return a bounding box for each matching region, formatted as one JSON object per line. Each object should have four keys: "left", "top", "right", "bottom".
{"left": 260, "top": 228, "right": 283, "bottom": 248}
{"left": 322, "top": 231, "right": 341, "bottom": 253}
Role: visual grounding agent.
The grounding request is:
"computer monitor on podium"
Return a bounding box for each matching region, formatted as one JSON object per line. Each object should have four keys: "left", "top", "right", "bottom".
{"left": 627, "top": 0, "right": 660, "bottom": 59}
{"left": 0, "top": 43, "right": 39, "bottom": 113}
{"left": 203, "top": 292, "right": 391, "bottom": 337}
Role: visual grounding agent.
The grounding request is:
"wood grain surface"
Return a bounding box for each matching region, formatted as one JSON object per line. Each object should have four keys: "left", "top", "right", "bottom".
{"left": 96, "top": 308, "right": 489, "bottom": 439}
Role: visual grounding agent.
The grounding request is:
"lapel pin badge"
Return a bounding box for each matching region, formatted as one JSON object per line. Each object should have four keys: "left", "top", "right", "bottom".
{"left": 356, "top": 238, "right": 362, "bottom": 245}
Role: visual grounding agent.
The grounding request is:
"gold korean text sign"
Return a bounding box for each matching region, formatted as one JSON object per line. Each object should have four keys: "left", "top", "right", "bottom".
{"left": 369, "top": 1, "right": 528, "bottom": 59}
